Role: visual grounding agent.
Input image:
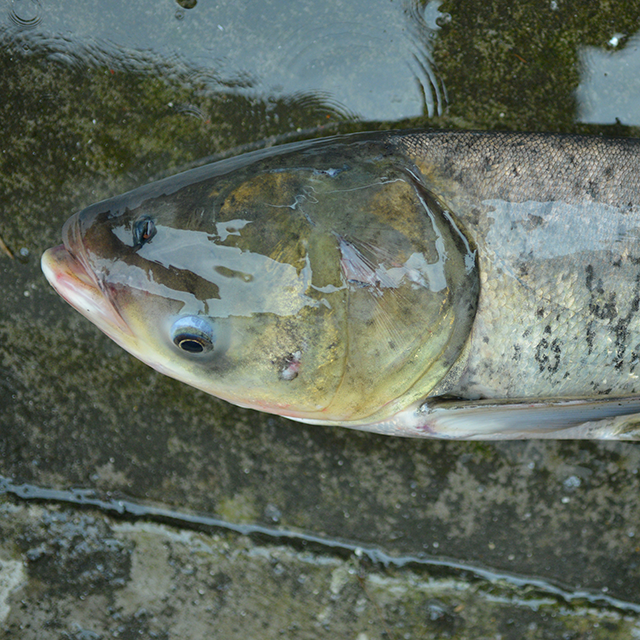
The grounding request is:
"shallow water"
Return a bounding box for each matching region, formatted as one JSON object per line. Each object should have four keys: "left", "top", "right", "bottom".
{"left": 2, "top": 1, "right": 640, "bottom": 637}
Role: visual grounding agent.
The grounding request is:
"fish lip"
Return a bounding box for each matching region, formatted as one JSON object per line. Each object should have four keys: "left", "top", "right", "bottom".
{"left": 42, "top": 215, "right": 133, "bottom": 338}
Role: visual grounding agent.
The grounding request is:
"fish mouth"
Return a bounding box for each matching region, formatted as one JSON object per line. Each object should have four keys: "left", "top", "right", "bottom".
{"left": 41, "top": 214, "right": 133, "bottom": 338}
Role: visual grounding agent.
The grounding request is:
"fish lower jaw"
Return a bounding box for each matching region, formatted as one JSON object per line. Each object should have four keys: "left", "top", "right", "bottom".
{"left": 41, "top": 244, "right": 133, "bottom": 339}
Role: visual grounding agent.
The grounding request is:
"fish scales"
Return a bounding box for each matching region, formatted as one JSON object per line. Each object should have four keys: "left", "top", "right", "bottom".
{"left": 391, "top": 132, "right": 640, "bottom": 401}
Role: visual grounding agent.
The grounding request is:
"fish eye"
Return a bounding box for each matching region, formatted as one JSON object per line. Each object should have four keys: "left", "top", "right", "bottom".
{"left": 133, "top": 217, "right": 156, "bottom": 247}
{"left": 171, "top": 316, "right": 215, "bottom": 354}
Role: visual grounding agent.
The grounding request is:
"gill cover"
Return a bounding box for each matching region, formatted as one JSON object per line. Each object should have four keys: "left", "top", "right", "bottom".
{"left": 44, "top": 135, "right": 480, "bottom": 425}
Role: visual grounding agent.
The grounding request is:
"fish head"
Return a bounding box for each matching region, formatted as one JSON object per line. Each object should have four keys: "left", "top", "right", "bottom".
{"left": 42, "top": 138, "right": 479, "bottom": 426}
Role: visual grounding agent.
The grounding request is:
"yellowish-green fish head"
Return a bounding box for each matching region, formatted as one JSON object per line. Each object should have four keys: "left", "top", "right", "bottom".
{"left": 41, "top": 136, "right": 479, "bottom": 426}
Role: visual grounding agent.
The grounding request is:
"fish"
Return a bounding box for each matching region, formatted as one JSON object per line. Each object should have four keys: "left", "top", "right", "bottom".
{"left": 41, "top": 130, "right": 640, "bottom": 439}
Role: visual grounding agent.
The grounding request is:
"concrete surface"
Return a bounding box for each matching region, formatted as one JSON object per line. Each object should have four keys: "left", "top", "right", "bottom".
{"left": 3, "top": 0, "right": 640, "bottom": 637}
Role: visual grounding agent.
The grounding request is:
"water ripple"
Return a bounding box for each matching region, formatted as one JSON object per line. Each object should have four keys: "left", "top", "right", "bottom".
{"left": 8, "top": 0, "right": 41, "bottom": 29}
{"left": 404, "top": 0, "right": 449, "bottom": 117}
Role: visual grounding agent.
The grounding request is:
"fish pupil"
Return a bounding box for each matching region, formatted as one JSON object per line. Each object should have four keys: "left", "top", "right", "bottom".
{"left": 175, "top": 335, "right": 207, "bottom": 353}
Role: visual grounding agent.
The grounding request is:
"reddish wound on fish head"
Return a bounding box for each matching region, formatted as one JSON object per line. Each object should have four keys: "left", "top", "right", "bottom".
{"left": 280, "top": 351, "right": 302, "bottom": 381}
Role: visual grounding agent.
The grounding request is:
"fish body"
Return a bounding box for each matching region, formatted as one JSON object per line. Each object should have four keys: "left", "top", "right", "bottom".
{"left": 42, "top": 131, "right": 640, "bottom": 439}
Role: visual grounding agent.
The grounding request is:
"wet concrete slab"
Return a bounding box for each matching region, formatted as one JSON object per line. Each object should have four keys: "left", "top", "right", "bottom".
{"left": 3, "top": 0, "right": 640, "bottom": 637}
{"left": 2, "top": 499, "right": 640, "bottom": 639}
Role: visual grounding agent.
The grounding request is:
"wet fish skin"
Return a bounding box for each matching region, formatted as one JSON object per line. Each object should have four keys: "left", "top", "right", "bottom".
{"left": 41, "top": 131, "right": 640, "bottom": 439}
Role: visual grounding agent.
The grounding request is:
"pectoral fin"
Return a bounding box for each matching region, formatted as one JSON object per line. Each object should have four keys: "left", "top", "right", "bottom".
{"left": 363, "top": 396, "right": 640, "bottom": 439}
